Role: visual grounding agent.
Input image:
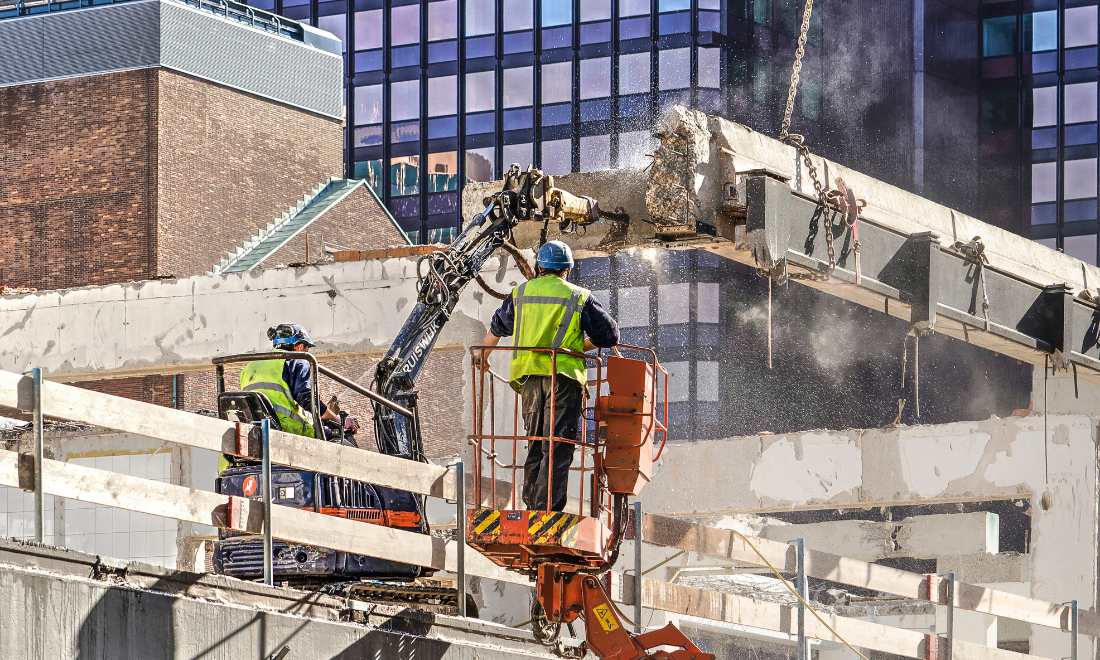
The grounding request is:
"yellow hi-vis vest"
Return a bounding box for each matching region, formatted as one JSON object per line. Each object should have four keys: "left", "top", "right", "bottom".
{"left": 509, "top": 274, "right": 591, "bottom": 391}
{"left": 239, "top": 357, "right": 316, "bottom": 437}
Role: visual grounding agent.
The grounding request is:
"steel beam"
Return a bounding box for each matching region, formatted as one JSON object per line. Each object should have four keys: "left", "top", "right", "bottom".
{"left": 743, "top": 172, "right": 1100, "bottom": 381}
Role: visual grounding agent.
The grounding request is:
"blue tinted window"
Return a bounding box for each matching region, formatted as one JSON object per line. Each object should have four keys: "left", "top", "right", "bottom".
{"left": 983, "top": 16, "right": 1016, "bottom": 57}
{"left": 542, "top": 26, "right": 572, "bottom": 48}
{"left": 580, "top": 99, "right": 611, "bottom": 121}
{"left": 542, "top": 0, "right": 572, "bottom": 26}
{"left": 391, "top": 45, "right": 420, "bottom": 68}
{"left": 354, "top": 125, "right": 383, "bottom": 146}
{"left": 1032, "top": 11, "right": 1057, "bottom": 52}
{"left": 466, "top": 112, "right": 496, "bottom": 134}
{"left": 1066, "top": 200, "right": 1099, "bottom": 222}
{"left": 1066, "top": 47, "right": 1098, "bottom": 70}
{"left": 504, "top": 108, "right": 534, "bottom": 130}
{"left": 1031, "top": 203, "right": 1057, "bottom": 224}
{"left": 429, "top": 117, "right": 459, "bottom": 138}
{"left": 580, "top": 21, "right": 610, "bottom": 43}
{"left": 543, "top": 104, "right": 572, "bottom": 125}
{"left": 504, "top": 31, "right": 534, "bottom": 53}
{"left": 428, "top": 41, "right": 458, "bottom": 62}
{"left": 620, "top": 16, "right": 650, "bottom": 39}
{"left": 466, "top": 35, "right": 495, "bottom": 57}
{"left": 659, "top": 0, "right": 688, "bottom": 11}
{"left": 659, "top": 12, "right": 689, "bottom": 34}
{"left": 391, "top": 157, "right": 420, "bottom": 197}
{"left": 355, "top": 50, "right": 383, "bottom": 72}
{"left": 391, "top": 121, "right": 420, "bottom": 143}
{"left": 698, "top": 10, "right": 720, "bottom": 32}
{"left": 1066, "top": 124, "right": 1099, "bottom": 146}
{"left": 1032, "top": 128, "right": 1057, "bottom": 150}
{"left": 1032, "top": 51, "right": 1057, "bottom": 72}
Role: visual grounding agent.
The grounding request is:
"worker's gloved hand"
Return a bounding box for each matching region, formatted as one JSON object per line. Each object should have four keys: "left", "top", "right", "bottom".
{"left": 472, "top": 351, "right": 490, "bottom": 371}
{"left": 344, "top": 417, "right": 360, "bottom": 433}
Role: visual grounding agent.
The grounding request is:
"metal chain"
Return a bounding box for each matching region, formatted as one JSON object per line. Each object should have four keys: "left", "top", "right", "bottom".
{"left": 778, "top": 0, "right": 836, "bottom": 280}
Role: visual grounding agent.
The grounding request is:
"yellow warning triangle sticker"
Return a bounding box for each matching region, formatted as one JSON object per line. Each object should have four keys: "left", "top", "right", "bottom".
{"left": 592, "top": 604, "right": 620, "bottom": 632}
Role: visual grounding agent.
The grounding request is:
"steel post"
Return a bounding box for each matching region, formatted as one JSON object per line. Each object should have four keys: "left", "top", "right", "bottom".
{"left": 945, "top": 573, "right": 954, "bottom": 660}
{"left": 634, "top": 501, "right": 643, "bottom": 634}
{"left": 30, "top": 368, "right": 43, "bottom": 543}
{"left": 261, "top": 419, "right": 273, "bottom": 586}
{"left": 454, "top": 461, "right": 466, "bottom": 617}
{"left": 793, "top": 538, "right": 807, "bottom": 660}
{"left": 1071, "top": 600, "right": 1079, "bottom": 660}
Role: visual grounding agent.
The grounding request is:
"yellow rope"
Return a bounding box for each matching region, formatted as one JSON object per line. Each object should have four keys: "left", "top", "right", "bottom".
{"left": 733, "top": 531, "right": 871, "bottom": 660}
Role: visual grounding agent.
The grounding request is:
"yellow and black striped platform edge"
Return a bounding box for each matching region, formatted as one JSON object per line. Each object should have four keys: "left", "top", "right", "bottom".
{"left": 529, "top": 512, "right": 582, "bottom": 547}
{"left": 471, "top": 509, "right": 501, "bottom": 537}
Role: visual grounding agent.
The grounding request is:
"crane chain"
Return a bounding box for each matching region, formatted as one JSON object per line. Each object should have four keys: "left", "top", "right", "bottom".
{"left": 778, "top": 0, "right": 836, "bottom": 281}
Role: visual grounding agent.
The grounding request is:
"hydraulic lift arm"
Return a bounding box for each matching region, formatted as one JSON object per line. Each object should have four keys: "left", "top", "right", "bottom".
{"left": 369, "top": 165, "right": 603, "bottom": 460}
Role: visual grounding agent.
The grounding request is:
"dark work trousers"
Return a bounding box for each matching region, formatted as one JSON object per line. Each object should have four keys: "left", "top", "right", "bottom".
{"left": 520, "top": 375, "right": 583, "bottom": 512}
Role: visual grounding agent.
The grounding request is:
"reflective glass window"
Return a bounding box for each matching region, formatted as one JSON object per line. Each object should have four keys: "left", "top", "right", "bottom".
{"left": 1032, "top": 162, "right": 1057, "bottom": 202}
{"left": 698, "top": 48, "right": 720, "bottom": 88}
{"left": 581, "top": 0, "right": 610, "bottom": 21}
{"left": 428, "top": 75, "right": 457, "bottom": 116}
{"left": 1032, "top": 11, "right": 1057, "bottom": 52}
{"left": 983, "top": 16, "right": 1015, "bottom": 57}
{"left": 542, "top": 0, "right": 572, "bottom": 26}
{"left": 466, "top": 0, "right": 495, "bottom": 36}
{"left": 580, "top": 134, "right": 611, "bottom": 171}
{"left": 429, "top": 0, "right": 457, "bottom": 41}
{"left": 580, "top": 58, "right": 610, "bottom": 99}
{"left": 752, "top": 57, "right": 771, "bottom": 102}
{"left": 1065, "top": 234, "right": 1098, "bottom": 265}
{"left": 391, "top": 79, "right": 420, "bottom": 121}
{"left": 427, "top": 152, "right": 458, "bottom": 192}
{"left": 392, "top": 5, "right": 420, "bottom": 45}
{"left": 391, "top": 155, "right": 420, "bottom": 197}
{"left": 1066, "top": 6, "right": 1098, "bottom": 48}
{"left": 542, "top": 61, "right": 573, "bottom": 103}
{"left": 620, "top": 16, "right": 650, "bottom": 39}
{"left": 1066, "top": 83, "right": 1098, "bottom": 124}
{"left": 1066, "top": 159, "right": 1098, "bottom": 199}
{"left": 505, "top": 0, "right": 534, "bottom": 30}
{"left": 1032, "top": 203, "right": 1057, "bottom": 224}
{"left": 801, "top": 76, "right": 821, "bottom": 120}
{"left": 466, "top": 71, "right": 496, "bottom": 112}
{"left": 619, "top": 53, "right": 650, "bottom": 94}
{"left": 354, "top": 85, "right": 383, "bottom": 125}
{"left": 354, "top": 125, "right": 383, "bottom": 146}
{"left": 317, "top": 14, "right": 346, "bottom": 52}
{"left": 659, "top": 0, "right": 688, "bottom": 11}
{"left": 699, "top": 0, "right": 719, "bottom": 9}
{"left": 620, "top": 0, "right": 647, "bottom": 17}
{"left": 354, "top": 160, "right": 383, "bottom": 195}
{"left": 1033, "top": 87, "right": 1057, "bottom": 127}
{"left": 659, "top": 48, "right": 689, "bottom": 90}
{"left": 466, "top": 147, "right": 495, "bottom": 182}
{"left": 503, "top": 67, "right": 533, "bottom": 107}
{"left": 754, "top": 0, "right": 770, "bottom": 27}
{"left": 542, "top": 139, "right": 572, "bottom": 175}
{"left": 504, "top": 143, "right": 534, "bottom": 167}
{"left": 355, "top": 10, "right": 383, "bottom": 50}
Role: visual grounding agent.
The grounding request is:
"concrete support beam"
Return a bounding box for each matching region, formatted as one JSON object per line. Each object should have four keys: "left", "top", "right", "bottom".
{"left": 0, "top": 257, "right": 525, "bottom": 381}
{"left": 0, "top": 539, "right": 551, "bottom": 659}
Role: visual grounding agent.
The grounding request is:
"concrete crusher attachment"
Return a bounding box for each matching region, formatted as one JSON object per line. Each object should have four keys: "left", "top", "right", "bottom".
{"left": 466, "top": 347, "right": 714, "bottom": 660}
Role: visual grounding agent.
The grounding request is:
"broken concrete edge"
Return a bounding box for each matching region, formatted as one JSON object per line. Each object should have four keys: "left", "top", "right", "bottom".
{"left": 0, "top": 535, "right": 552, "bottom": 654}
{"left": 458, "top": 105, "right": 1097, "bottom": 297}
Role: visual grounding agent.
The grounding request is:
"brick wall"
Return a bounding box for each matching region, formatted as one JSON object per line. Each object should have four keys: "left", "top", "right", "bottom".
{"left": 0, "top": 70, "right": 158, "bottom": 290}
{"left": 265, "top": 185, "right": 409, "bottom": 267}
{"left": 0, "top": 375, "right": 178, "bottom": 423}
{"left": 182, "top": 349, "right": 466, "bottom": 460}
{"left": 156, "top": 70, "right": 344, "bottom": 278}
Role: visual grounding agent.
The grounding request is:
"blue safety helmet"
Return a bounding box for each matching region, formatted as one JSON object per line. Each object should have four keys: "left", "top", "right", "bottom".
{"left": 268, "top": 323, "right": 315, "bottom": 348}
{"left": 536, "top": 240, "right": 574, "bottom": 270}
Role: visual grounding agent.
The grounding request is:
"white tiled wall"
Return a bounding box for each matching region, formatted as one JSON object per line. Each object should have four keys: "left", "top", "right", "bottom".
{"left": 0, "top": 488, "right": 55, "bottom": 543}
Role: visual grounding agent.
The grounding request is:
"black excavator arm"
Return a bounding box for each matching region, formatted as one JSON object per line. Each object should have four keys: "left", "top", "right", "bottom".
{"left": 369, "top": 164, "right": 606, "bottom": 462}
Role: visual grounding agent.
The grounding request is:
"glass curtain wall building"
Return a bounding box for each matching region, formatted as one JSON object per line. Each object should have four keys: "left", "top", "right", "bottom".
{"left": 981, "top": 1, "right": 1100, "bottom": 264}
{"left": 246, "top": 0, "right": 727, "bottom": 242}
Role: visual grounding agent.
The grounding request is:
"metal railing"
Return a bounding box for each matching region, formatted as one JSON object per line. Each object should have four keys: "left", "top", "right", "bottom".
{"left": 467, "top": 344, "right": 669, "bottom": 518}
{"left": 0, "top": 0, "right": 305, "bottom": 43}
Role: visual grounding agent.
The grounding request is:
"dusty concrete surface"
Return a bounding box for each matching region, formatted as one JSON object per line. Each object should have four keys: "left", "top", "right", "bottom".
{"left": 0, "top": 537, "right": 555, "bottom": 659}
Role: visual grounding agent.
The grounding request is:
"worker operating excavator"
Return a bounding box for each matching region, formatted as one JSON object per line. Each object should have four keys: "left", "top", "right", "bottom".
{"left": 473, "top": 241, "right": 620, "bottom": 512}
{"left": 242, "top": 323, "right": 360, "bottom": 440}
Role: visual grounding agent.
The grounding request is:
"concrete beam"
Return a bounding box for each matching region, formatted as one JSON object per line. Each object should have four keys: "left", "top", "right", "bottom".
{"left": 0, "top": 257, "right": 524, "bottom": 381}
{"left": 758, "top": 512, "right": 1000, "bottom": 560}
{"left": 0, "top": 538, "right": 552, "bottom": 659}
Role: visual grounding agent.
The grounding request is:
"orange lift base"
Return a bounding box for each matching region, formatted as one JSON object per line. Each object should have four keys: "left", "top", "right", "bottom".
{"left": 466, "top": 509, "right": 615, "bottom": 572}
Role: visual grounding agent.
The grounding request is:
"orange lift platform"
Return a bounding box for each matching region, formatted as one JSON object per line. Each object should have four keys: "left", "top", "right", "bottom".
{"left": 466, "top": 345, "right": 715, "bottom": 660}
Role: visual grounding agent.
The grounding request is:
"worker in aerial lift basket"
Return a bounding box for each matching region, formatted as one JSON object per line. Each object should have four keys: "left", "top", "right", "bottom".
{"left": 474, "top": 241, "right": 620, "bottom": 512}
{"left": 242, "top": 323, "right": 360, "bottom": 440}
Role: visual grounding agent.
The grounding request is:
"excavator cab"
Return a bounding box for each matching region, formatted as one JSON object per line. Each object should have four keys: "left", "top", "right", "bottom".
{"left": 218, "top": 391, "right": 282, "bottom": 431}
{"left": 466, "top": 345, "right": 713, "bottom": 660}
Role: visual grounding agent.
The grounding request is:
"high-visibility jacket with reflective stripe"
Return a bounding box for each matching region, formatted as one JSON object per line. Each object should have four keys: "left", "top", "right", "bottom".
{"left": 509, "top": 274, "right": 590, "bottom": 391}
{"left": 239, "top": 357, "right": 316, "bottom": 437}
